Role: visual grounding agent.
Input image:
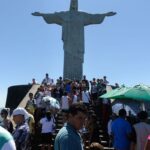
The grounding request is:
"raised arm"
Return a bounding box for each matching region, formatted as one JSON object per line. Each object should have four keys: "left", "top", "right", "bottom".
{"left": 32, "top": 11, "right": 63, "bottom": 25}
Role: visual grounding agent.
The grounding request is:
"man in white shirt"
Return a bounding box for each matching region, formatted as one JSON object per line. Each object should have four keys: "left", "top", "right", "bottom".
{"left": 72, "top": 91, "right": 78, "bottom": 104}
{"left": 39, "top": 111, "right": 55, "bottom": 150}
{"left": 42, "top": 73, "right": 53, "bottom": 86}
{"left": 82, "top": 89, "right": 90, "bottom": 108}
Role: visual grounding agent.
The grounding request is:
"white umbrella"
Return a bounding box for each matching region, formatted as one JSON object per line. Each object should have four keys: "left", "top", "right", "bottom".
{"left": 42, "top": 96, "right": 60, "bottom": 110}
{"left": 112, "top": 103, "right": 136, "bottom": 116}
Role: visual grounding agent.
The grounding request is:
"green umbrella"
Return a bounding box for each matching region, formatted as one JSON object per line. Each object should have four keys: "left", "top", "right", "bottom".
{"left": 118, "top": 84, "right": 150, "bottom": 101}
{"left": 100, "top": 84, "right": 150, "bottom": 101}
{"left": 100, "top": 84, "right": 150, "bottom": 111}
{"left": 100, "top": 86, "right": 132, "bottom": 111}
{"left": 99, "top": 86, "right": 130, "bottom": 99}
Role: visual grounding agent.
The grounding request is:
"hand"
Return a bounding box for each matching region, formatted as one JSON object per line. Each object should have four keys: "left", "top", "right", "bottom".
{"left": 106, "top": 12, "right": 117, "bottom": 17}
{"left": 31, "top": 12, "right": 42, "bottom": 16}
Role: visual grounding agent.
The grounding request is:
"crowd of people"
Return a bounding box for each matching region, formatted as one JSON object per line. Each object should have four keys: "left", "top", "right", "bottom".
{"left": 0, "top": 73, "right": 150, "bottom": 150}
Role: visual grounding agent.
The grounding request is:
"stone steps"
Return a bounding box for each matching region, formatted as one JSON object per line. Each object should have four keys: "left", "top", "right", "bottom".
{"left": 54, "top": 109, "right": 114, "bottom": 149}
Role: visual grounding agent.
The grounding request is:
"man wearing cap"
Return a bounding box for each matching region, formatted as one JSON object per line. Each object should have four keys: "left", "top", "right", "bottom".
{"left": 12, "top": 107, "right": 30, "bottom": 150}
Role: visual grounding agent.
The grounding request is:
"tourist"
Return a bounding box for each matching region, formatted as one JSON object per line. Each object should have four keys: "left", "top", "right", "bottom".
{"left": 32, "top": 78, "right": 38, "bottom": 85}
{"left": 25, "top": 107, "right": 36, "bottom": 149}
{"left": 56, "top": 76, "right": 63, "bottom": 87}
{"left": 114, "top": 83, "right": 119, "bottom": 88}
{"left": 0, "top": 108, "right": 13, "bottom": 133}
{"left": 61, "top": 91, "right": 71, "bottom": 112}
{"left": 81, "top": 88, "right": 90, "bottom": 108}
{"left": 39, "top": 111, "right": 55, "bottom": 150}
{"left": 101, "top": 97, "right": 112, "bottom": 133}
{"left": 61, "top": 91, "right": 72, "bottom": 123}
{"left": 12, "top": 107, "right": 30, "bottom": 150}
{"left": 34, "top": 86, "right": 45, "bottom": 133}
{"left": 25, "top": 107, "right": 35, "bottom": 135}
{"left": 86, "top": 114, "right": 100, "bottom": 143}
{"left": 44, "top": 85, "right": 52, "bottom": 97}
{"left": 90, "top": 78, "right": 98, "bottom": 104}
{"left": 133, "top": 111, "right": 150, "bottom": 150}
{"left": 72, "top": 90, "right": 78, "bottom": 104}
{"left": 107, "top": 113, "right": 117, "bottom": 146}
{"left": 34, "top": 86, "right": 44, "bottom": 108}
{"left": 42, "top": 73, "right": 53, "bottom": 86}
{"left": 82, "top": 75, "right": 89, "bottom": 90}
{"left": 25, "top": 92, "right": 36, "bottom": 115}
{"left": 103, "top": 76, "right": 109, "bottom": 86}
{"left": 111, "top": 109, "right": 132, "bottom": 150}
{"left": 54, "top": 103, "right": 87, "bottom": 150}
{"left": 65, "top": 81, "right": 72, "bottom": 95}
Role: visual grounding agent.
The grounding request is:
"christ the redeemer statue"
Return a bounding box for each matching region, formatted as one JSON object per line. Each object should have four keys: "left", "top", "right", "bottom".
{"left": 32, "top": 0, "right": 116, "bottom": 80}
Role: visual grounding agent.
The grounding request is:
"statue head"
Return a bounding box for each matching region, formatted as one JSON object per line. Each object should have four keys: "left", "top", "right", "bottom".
{"left": 70, "top": 0, "right": 78, "bottom": 11}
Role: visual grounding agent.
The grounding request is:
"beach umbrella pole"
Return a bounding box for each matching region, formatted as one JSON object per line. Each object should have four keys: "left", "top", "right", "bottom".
{"left": 141, "top": 101, "right": 146, "bottom": 111}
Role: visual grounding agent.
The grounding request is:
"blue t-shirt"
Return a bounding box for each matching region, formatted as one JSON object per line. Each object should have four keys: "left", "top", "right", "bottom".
{"left": 111, "top": 117, "right": 132, "bottom": 150}
{"left": 65, "top": 84, "right": 71, "bottom": 93}
{"left": 54, "top": 123, "right": 83, "bottom": 150}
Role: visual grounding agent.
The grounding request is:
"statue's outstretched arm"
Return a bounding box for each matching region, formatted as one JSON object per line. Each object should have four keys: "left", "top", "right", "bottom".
{"left": 32, "top": 12, "right": 44, "bottom": 16}
{"left": 104, "top": 12, "right": 117, "bottom": 17}
{"left": 31, "top": 12, "right": 63, "bottom": 25}
{"left": 83, "top": 11, "right": 116, "bottom": 26}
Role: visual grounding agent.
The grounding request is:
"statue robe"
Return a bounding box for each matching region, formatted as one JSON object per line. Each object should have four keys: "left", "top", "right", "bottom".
{"left": 41, "top": 10, "right": 106, "bottom": 80}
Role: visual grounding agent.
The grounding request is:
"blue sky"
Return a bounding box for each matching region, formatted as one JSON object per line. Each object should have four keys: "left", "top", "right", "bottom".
{"left": 0, "top": 0, "right": 150, "bottom": 107}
